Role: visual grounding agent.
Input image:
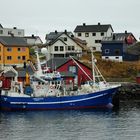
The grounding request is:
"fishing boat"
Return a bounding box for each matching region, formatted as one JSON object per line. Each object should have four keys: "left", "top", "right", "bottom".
{"left": 0, "top": 48, "right": 120, "bottom": 111}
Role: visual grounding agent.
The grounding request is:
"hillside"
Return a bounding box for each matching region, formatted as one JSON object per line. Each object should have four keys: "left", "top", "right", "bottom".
{"left": 80, "top": 52, "right": 140, "bottom": 82}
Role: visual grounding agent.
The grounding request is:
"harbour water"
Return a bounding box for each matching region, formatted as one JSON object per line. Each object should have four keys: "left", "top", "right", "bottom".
{"left": 0, "top": 101, "right": 140, "bottom": 140}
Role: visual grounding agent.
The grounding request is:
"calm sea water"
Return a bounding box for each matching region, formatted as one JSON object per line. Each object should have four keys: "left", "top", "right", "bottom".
{"left": 0, "top": 101, "right": 140, "bottom": 140}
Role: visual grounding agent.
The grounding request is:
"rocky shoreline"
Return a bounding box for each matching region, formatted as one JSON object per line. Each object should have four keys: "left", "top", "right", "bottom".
{"left": 112, "top": 83, "right": 140, "bottom": 108}
{"left": 117, "top": 83, "right": 140, "bottom": 100}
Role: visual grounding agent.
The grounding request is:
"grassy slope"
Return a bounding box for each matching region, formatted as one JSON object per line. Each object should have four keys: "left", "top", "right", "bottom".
{"left": 80, "top": 52, "right": 140, "bottom": 82}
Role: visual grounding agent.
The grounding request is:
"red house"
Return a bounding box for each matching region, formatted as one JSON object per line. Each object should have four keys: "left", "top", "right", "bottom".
{"left": 46, "top": 58, "right": 92, "bottom": 86}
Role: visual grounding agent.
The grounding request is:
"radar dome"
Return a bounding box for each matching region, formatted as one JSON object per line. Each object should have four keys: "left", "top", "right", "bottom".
{"left": 41, "top": 48, "right": 48, "bottom": 54}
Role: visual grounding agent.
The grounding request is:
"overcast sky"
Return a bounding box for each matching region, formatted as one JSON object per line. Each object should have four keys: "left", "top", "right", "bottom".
{"left": 0, "top": 0, "right": 140, "bottom": 42}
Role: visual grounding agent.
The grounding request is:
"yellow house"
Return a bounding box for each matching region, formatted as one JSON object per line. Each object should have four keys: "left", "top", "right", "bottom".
{"left": 0, "top": 36, "right": 29, "bottom": 66}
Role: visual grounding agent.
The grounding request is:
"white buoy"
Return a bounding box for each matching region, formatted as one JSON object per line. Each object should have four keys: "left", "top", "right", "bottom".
{"left": 41, "top": 48, "right": 48, "bottom": 54}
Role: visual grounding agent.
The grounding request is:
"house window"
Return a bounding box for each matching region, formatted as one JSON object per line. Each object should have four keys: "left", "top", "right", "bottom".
{"left": 114, "top": 49, "right": 120, "bottom": 55}
{"left": 8, "top": 31, "right": 12, "bottom": 35}
{"left": 54, "top": 46, "right": 58, "bottom": 51}
{"left": 69, "top": 66, "right": 77, "bottom": 73}
{"left": 78, "top": 33, "right": 81, "bottom": 37}
{"left": 21, "top": 47, "right": 26, "bottom": 52}
{"left": 68, "top": 46, "right": 71, "bottom": 51}
{"left": 22, "top": 56, "right": 26, "bottom": 60}
{"left": 95, "top": 40, "right": 101, "bottom": 43}
{"left": 0, "top": 30, "right": 3, "bottom": 34}
{"left": 60, "top": 46, "right": 64, "bottom": 51}
{"left": 85, "top": 33, "right": 89, "bottom": 37}
{"left": 64, "top": 37, "right": 67, "bottom": 41}
{"left": 93, "top": 47, "right": 96, "bottom": 50}
{"left": 18, "top": 32, "right": 21, "bottom": 35}
{"left": 7, "top": 56, "right": 12, "bottom": 60}
{"left": 17, "top": 56, "right": 21, "bottom": 60}
{"left": 105, "top": 57, "right": 109, "bottom": 59}
{"left": 116, "top": 57, "right": 119, "bottom": 59}
{"left": 105, "top": 49, "right": 109, "bottom": 54}
{"left": 72, "top": 46, "right": 74, "bottom": 51}
{"left": 18, "top": 48, "right": 21, "bottom": 51}
{"left": 7, "top": 48, "right": 12, "bottom": 52}
{"left": 101, "top": 32, "right": 104, "bottom": 36}
{"left": 92, "top": 33, "right": 96, "bottom": 36}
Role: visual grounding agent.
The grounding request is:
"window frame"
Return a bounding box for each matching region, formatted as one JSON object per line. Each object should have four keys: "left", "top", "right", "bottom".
{"left": 64, "top": 37, "right": 67, "bottom": 41}
{"left": 69, "top": 65, "right": 77, "bottom": 73}
{"left": 17, "top": 56, "right": 21, "bottom": 60}
{"left": 0, "top": 30, "right": 3, "bottom": 34}
{"left": 78, "top": 33, "right": 81, "bottom": 37}
{"left": 7, "top": 47, "right": 12, "bottom": 52}
{"left": 85, "top": 33, "right": 89, "bottom": 37}
{"left": 17, "top": 48, "right": 21, "bottom": 52}
{"left": 60, "top": 46, "right": 64, "bottom": 51}
{"left": 54, "top": 46, "right": 58, "bottom": 51}
{"left": 22, "top": 56, "right": 26, "bottom": 60}
{"left": 92, "top": 33, "right": 96, "bottom": 36}
{"left": 101, "top": 32, "right": 104, "bottom": 36}
{"left": 7, "top": 56, "right": 12, "bottom": 60}
{"left": 114, "top": 49, "right": 120, "bottom": 55}
{"left": 105, "top": 49, "right": 110, "bottom": 54}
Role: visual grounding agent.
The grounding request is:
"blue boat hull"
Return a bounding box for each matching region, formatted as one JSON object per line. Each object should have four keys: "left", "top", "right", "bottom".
{"left": 0, "top": 87, "right": 118, "bottom": 111}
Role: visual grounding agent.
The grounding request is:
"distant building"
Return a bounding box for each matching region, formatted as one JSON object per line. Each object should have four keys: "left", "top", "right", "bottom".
{"left": 74, "top": 23, "right": 113, "bottom": 51}
{"left": 0, "top": 24, "right": 24, "bottom": 37}
{"left": 101, "top": 31, "right": 138, "bottom": 62}
{"left": 24, "top": 35, "right": 43, "bottom": 46}
{"left": 45, "top": 30, "right": 87, "bottom": 60}
{"left": 0, "top": 36, "right": 30, "bottom": 67}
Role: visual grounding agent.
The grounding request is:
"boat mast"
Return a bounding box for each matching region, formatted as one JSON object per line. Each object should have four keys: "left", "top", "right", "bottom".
{"left": 34, "top": 47, "right": 43, "bottom": 76}
{"left": 90, "top": 48, "right": 106, "bottom": 85}
{"left": 91, "top": 48, "right": 96, "bottom": 86}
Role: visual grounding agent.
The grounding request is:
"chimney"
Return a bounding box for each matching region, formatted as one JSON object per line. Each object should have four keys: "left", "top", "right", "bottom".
{"left": 64, "top": 30, "right": 67, "bottom": 33}
{"left": 98, "top": 22, "right": 101, "bottom": 25}
{"left": 83, "top": 23, "right": 86, "bottom": 26}
{"left": 13, "top": 27, "right": 17, "bottom": 29}
{"left": 55, "top": 30, "right": 57, "bottom": 34}
{"left": 125, "top": 30, "right": 127, "bottom": 34}
{"left": 32, "top": 34, "right": 35, "bottom": 38}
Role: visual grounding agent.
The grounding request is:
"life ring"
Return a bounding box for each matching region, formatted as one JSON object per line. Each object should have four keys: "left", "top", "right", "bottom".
{"left": 36, "top": 85, "right": 40, "bottom": 89}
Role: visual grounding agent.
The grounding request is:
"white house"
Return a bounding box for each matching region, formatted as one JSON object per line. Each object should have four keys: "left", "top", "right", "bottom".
{"left": 45, "top": 30, "right": 86, "bottom": 60}
{"left": 0, "top": 24, "right": 24, "bottom": 37}
{"left": 24, "top": 35, "right": 43, "bottom": 46}
{"left": 74, "top": 23, "right": 113, "bottom": 52}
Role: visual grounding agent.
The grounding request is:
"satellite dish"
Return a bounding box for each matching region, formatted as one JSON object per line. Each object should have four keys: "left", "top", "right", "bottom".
{"left": 41, "top": 48, "right": 48, "bottom": 54}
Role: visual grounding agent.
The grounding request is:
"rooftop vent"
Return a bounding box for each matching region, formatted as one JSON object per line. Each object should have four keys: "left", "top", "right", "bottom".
{"left": 55, "top": 30, "right": 57, "bottom": 34}
{"left": 98, "top": 22, "right": 101, "bottom": 25}
{"left": 83, "top": 23, "right": 86, "bottom": 26}
{"left": 64, "top": 30, "right": 67, "bottom": 33}
{"left": 13, "top": 27, "right": 17, "bottom": 29}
